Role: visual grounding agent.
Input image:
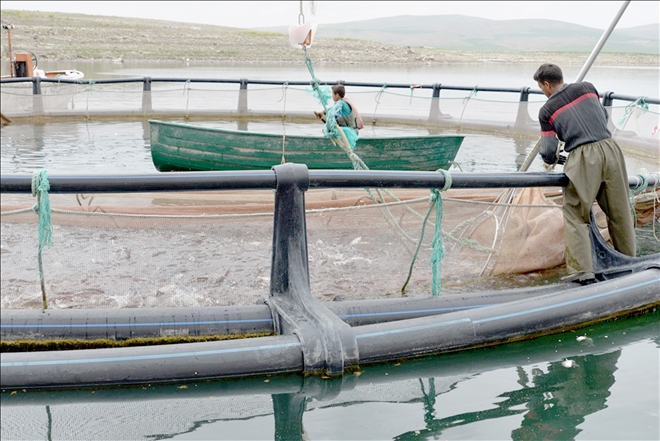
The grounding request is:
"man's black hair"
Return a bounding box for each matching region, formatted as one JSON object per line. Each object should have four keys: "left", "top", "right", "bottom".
{"left": 533, "top": 63, "right": 564, "bottom": 85}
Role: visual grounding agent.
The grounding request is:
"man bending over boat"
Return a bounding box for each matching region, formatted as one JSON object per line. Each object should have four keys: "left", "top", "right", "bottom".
{"left": 314, "top": 84, "right": 364, "bottom": 132}
{"left": 533, "top": 63, "right": 636, "bottom": 284}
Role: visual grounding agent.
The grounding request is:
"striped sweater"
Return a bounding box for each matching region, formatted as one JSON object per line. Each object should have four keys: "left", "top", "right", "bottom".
{"left": 538, "top": 82, "right": 611, "bottom": 164}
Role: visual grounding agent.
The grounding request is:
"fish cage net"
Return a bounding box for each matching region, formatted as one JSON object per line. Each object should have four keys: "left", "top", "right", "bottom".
{"left": 2, "top": 81, "right": 658, "bottom": 151}
{"left": 2, "top": 185, "right": 658, "bottom": 310}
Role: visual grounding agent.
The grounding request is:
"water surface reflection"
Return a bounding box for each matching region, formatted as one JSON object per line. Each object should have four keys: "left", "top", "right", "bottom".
{"left": 3, "top": 118, "right": 656, "bottom": 177}
{"left": 2, "top": 310, "right": 657, "bottom": 440}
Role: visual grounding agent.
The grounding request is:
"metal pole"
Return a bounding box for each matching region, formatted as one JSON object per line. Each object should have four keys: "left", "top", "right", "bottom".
{"left": 575, "top": 1, "right": 630, "bottom": 83}
{"left": 519, "top": 0, "right": 630, "bottom": 172}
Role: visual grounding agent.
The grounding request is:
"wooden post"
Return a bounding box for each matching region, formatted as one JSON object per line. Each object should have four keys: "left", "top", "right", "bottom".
{"left": 2, "top": 24, "right": 15, "bottom": 77}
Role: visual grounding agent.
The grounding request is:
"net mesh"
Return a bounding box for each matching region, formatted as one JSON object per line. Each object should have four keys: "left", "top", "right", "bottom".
{"left": 3, "top": 185, "right": 657, "bottom": 310}
{"left": 2, "top": 80, "right": 658, "bottom": 154}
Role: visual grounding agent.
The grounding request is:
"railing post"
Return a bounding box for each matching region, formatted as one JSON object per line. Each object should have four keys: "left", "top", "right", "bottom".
{"left": 428, "top": 83, "right": 447, "bottom": 122}
{"left": 601, "top": 91, "right": 615, "bottom": 107}
{"left": 32, "top": 77, "right": 42, "bottom": 95}
{"left": 238, "top": 78, "right": 248, "bottom": 114}
{"left": 602, "top": 91, "right": 616, "bottom": 132}
{"left": 32, "top": 77, "right": 44, "bottom": 115}
{"left": 141, "top": 77, "right": 152, "bottom": 114}
{"left": 269, "top": 163, "right": 310, "bottom": 298}
{"left": 266, "top": 163, "right": 359, "bottom": 376}
{"left": 514, "top": 87, "right": 535, "bottom": 130}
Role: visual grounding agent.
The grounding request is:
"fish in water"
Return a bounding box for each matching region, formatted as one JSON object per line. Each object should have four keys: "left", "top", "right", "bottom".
{"left": 576, "top": 335, "right": 594, "bottom": 346}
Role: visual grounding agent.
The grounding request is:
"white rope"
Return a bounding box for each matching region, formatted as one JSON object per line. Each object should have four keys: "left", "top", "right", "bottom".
{"left": 0, "top": 196, "right": 565, "bottom": 221}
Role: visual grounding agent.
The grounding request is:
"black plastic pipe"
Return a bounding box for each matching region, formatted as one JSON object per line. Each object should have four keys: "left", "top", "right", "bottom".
{"left": 354, "top": 268, "right": 659, "bottom": 363}
{"left": 2, "top": 268, "right": 657, "bottom": 389}
{"left": 3, "top": 307, "right": 657, "bottom": 406}
{"left": 3, "top": 171, "right": 657, "bottom": 194}
{"left": 2, "top": 76, "right": 657, "bottom": 105}
{"left": 0, "top": 284, "right": 566, "bottom": 341}
{"left": 1, "top": 334, "right": 304, "bottom": 389}
{"left": 1, "top": 305, "right": 274, "bottom": 340}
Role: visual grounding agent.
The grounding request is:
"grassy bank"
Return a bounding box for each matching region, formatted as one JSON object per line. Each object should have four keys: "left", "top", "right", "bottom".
{"left": 1, "top": 10, "right": 658, "bottom": 66}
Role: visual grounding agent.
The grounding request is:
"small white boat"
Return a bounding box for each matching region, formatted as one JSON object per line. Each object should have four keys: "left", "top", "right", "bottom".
{"left": 33, "top": 68, "right": 84, "bottom": 80}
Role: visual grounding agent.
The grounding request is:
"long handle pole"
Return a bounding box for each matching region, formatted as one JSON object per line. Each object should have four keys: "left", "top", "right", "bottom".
{"left": 519, "top": 0, "right": 630, "bottom": 172}
{"left": 575, "top": 1, "right": 630, "bottom": 83}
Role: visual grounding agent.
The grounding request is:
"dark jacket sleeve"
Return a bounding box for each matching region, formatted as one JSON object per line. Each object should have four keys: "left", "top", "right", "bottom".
{"left": 538, "top": 118, "right": 559, "bottom": 165}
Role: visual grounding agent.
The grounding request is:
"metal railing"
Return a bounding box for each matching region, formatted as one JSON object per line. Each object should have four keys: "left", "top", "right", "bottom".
{"left": 2, "top": 76, "right": 657, "bottom": 128}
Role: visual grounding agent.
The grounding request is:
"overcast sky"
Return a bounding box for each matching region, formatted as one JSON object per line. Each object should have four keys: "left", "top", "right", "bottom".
{"left": 2, "top": 1, "right": 658, "bottom": 30}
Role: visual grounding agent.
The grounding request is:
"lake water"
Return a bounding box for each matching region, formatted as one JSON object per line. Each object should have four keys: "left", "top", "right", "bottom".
{"left": 0, "top": 119, "right": 548, "bottom": 175}
{"left": 1, "top": 309, "right": 658, "bottom": 440}
{"left": 1, "top": 118, "right": 657, "bottom": 177}
{"left": 1, "top": 60, "right": 658, "bottom": 176}
{"left": 1, "top": 61, "right": 659, "bottom": 440}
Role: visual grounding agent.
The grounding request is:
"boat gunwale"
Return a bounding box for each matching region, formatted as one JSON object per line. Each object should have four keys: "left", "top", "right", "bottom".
{"left": 149, "top": 119, "right": 466, "bottom": 141}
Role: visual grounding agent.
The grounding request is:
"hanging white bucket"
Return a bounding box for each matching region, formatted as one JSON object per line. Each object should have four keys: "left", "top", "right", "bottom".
{"left": 288, "top": 21, "right": 318, "bottom": 48}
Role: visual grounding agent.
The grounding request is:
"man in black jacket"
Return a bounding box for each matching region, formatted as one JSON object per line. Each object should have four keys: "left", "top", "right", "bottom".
{"left": 533, "top": 63, "right": 636, "bottom": 283}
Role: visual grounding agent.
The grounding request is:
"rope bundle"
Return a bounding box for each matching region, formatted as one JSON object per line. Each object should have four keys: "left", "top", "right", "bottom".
{"left": 31, "top": 169, "right": 53, "bottom": 309}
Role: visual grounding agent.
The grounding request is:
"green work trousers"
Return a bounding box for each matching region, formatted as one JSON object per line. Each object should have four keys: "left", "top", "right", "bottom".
{"left": 562, "top": 138, "right": 636, "bottom": 273}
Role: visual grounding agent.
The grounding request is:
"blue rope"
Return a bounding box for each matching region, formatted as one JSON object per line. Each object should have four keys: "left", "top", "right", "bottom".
{"left": 31, "top": 169, "right": 52, "bottom": 309}
{"left": 302, "top": 46, "right": 359, "bottom": 153}
{"left": 31, "top": 169, "right": 53, "bottom": 255}
{"left": 401, "top": 170, "right": 452, "bottom": 296}
{"left": 629, "top": 173, "right": 652, "bottom": 227}
{"left": 617, "top": 97, "right": 648, "bottom": 127}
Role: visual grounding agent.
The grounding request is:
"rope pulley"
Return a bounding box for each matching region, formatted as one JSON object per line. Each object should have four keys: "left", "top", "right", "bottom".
{"left": 289, "top": 1, "right": 317, "bottom": 48}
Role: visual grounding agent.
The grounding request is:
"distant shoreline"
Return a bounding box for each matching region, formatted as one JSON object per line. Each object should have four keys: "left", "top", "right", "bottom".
{"left": 1, "top": 10, "right": 658, "bottom": 66}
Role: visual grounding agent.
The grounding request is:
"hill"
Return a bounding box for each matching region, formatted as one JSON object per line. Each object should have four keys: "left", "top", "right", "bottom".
{"left": 281, "top": 15, "right": 659, "bottom": 54}
{"left": 0, "top": 10, "right": 657, "bottom": 66}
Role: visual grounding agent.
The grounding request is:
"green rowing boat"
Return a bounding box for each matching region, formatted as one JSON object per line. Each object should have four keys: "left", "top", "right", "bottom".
{"left": 149, "top": 120, "right": 464, "bottom": 172}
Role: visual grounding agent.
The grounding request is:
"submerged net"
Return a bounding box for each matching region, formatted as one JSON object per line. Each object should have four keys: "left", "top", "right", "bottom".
{"left": 2, "top": 183, "right": 658, "bottom": 310}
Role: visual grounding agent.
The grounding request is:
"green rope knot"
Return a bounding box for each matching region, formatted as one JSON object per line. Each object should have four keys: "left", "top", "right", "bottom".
{"left": 429, "top": 170, "right": 451, "bottom": 296}
{"left": 628, "top": 173, "right": 652, "bottom": 227}
{"left": 375, "top": 84, "right": 387, "bottom": 104}
{"left": 278, "top": 82, "right": 289, "bottom": 103}
{"left": 301, "top": 47, "right": 360, "bottom": 152}
{"left": 617, "top": 96, "right": 648, "bottom": 127}
{"left": 409, "top": 84, "right": 422, "bottom": 104}
{"left": 464, "top": 86, "right": 478, "bottom": 104}
{"left": 31, "top": 169, "right": 53, "bottom": 253}
{"left": 631, "top": 173, "right": 649, "bottom": 194}
{"left": 437, "top": 168, "right": 452, "bottom": 191}
{"left": 182, "top": 79, "right": 191, "bottom": 94}
{"left": 31, "top": 169, "right": 52, "bottom": 309}
{"left": 371, "top": 84, "right": 388, "bottom": 123}
{"left": 402, "top": 170, "right": 452, "bottom": 296}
